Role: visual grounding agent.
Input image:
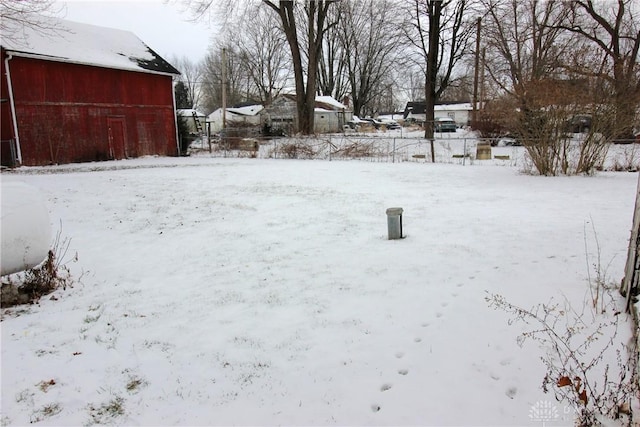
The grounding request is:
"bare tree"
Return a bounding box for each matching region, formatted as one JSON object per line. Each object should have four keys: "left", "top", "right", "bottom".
{"left": 317, "top": 5, "right": 349, "bottom": 102}
{"left": 337, "top": 0, "right": 405, "bottom": 117}
{"left": 199, "top": 42, "right": 249, "bottom": 112}
{"left": 261, "top": 0, "right": 338, "bottom": 134}
{"left": 481, "top": 0, "right": 574, "bottom": 105}
{"left": 560, "top": 0, "right": 640, "bottom": 140}
{"left": 234, "top": 7, "right": 292, "bottom": 105}
{"left": 405, "top": 0, "right": 474, "bottom": 126}
{"left": 170, "top": 55, "right": 203, "bottom": 109}
{"left": 479, "top": 0, "right": 618, "bottom": 176}
{"left": 404, "top": 0, "right": 474, "bottom": 159}
{"left": 184, "top": 0, "right": 337, "bottom": 133}
{"left": 0, "top": 0, "right": 62, "bottom": 44}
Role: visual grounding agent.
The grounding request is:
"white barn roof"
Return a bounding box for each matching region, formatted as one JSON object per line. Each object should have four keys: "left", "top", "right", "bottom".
{"left": 1, "top": 15, "right": 180, "bottom": 76}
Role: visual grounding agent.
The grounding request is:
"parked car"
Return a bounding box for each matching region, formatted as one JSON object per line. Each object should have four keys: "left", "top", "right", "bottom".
{"left": 497, "top": 136, "right": 521, "bottom": 146}
{"left": 346, "top": 115, "right": 368, "bottom": 130}
{"left": 434, "top": 117, "right": 457, "bottom": 132}
{"left": 361, "top": 117, "right": 384, "bottom": 129}
{"left": 378, "top": 118, "right": 401, "bottom": 130}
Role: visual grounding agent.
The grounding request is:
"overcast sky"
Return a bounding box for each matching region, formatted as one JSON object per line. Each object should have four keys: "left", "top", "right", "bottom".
{"left": 53, "top": 0, "right": 217, "bottom": 63}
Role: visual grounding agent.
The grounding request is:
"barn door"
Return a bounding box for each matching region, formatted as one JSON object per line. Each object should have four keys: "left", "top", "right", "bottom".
{"left": 107, "top": 117, "right": 127, "bottom": 160}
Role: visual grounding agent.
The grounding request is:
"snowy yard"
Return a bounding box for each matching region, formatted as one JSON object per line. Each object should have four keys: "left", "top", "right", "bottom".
{"left": 1, "top": 153, "right": 638, "bottom": 426}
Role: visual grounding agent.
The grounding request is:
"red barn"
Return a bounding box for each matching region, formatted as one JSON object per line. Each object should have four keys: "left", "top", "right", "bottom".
{"left": 1, "top": 16, "right": 181, "bottom": 167}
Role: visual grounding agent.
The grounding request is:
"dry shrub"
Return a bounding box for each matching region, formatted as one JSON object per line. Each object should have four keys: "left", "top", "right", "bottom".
{"left": 333, "top": 142, "right": 375, "bottom": 158}
{"left": 280, "top": 142, "right": 316, "bottom": 159}
{"left": 470, "top": 106, "right": 508, "bottom": 140}
{"left": 1, "top": 232, "right": 75, "bottom": 308}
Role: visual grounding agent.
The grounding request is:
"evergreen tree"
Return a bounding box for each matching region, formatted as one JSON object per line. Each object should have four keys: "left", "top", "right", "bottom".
{"left": 174, "top": 81, "right": 192, "bottom": 109}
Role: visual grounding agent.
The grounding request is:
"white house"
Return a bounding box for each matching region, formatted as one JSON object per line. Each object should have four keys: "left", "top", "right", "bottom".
{"left": 403, "top": 102, "right": 474, "bottom": 127}
{"left": 207, "top": 104, "right": 264, "bottom": 133}
{"left": 263, "top": 94, "right": 352, "bottom": 134}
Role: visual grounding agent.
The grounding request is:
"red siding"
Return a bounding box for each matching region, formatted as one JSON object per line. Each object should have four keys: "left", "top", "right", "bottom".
{"left": 4, "top": 54, "right": 178, "bottom": 166}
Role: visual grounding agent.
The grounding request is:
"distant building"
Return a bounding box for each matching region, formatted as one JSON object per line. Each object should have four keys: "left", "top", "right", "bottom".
{"left": 262, "top": 94, "right": 352, "bottom": 134}
{"left": 1, "top": 16, "right": 180, "bottom": 166}
{"left": 207, "top": 104, "right": 264, "bottom": 133}
{"left": 177, "top": 109, "right": 207, "bottom": 134}
{"left": 403, "top": 101, "right": 474, "bottom": 127}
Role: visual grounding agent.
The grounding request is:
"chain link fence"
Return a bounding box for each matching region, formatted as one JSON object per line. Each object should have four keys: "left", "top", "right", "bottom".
{"left": 187, "top": 133, "right": 640, "bottom": 171}
{"left": 190, "top": 134, "right": 526, "bottom": 165}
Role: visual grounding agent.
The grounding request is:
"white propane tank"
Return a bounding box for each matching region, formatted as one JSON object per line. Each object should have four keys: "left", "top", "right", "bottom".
{"left": 1, "top": 181, "right": 52, "bottom": 276}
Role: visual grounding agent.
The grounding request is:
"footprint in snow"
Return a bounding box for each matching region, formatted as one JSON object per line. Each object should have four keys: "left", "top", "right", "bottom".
{"left": 371, "top": 404, "right": 381, "bottom": 413}
{"left": 500, "top": 358, "right": 513, "bottom": 366}
{"left": 435, "top": 312, "right": 443, "bottom": 318}
{"left": 414, "top": 337, "right": 422, "bottom": 343}
{"left": 505, "top": 387, "right": 517, "bottom": 399}
{"left": 395, "top": 352, "right": 404, "bottom": 359}
{"left": 398, "top": 369, "right": 409, "bottom": 376}
{"left": 380, "top": 383, "right": 392, "bottom": 392}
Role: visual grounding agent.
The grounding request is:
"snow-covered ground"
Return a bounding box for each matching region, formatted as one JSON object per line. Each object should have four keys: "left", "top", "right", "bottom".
{"left": 1, "top": 150, "right": 638, "bottom": 426}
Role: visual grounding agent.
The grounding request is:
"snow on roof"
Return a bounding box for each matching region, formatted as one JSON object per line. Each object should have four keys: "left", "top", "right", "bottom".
{"left": 177, "top": 109, "right": 206, "bottom": 117}
{"left": 435, "top": 103, "right": 472, "bottom": 111}
{"left": 1, "top": 15, "right": 180, "bottom": 76}
{"left": 227, "top": 105, "right": 264, "bottom": 116}
{"left": 315, "top": 96, "right": 347, "bottom": 110}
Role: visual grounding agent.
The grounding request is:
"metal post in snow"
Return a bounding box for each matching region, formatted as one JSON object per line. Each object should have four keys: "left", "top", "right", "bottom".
{"left": 463, "top": 138, "right": 467, "bottom": 166}
{"left": 392, "top": 138, "right": 396, "bottom": 163}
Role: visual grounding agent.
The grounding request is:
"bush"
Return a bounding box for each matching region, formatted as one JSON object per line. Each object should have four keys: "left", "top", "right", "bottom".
{"left": 1, "top": 232, "right": 75, "bottom": 308}
{"left": 176, "top": 114, "right": 192, "bottom": 156}
{"left": 486, "top": 232, "right": 638, "bottom": 426}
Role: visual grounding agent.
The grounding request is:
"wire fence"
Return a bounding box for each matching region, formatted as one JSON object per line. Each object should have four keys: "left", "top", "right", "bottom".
{"left": 189, "top": 134, "right": 526, "bottom": 166}
{"left": 187, "top": 133, "right": 640, "bottom": 172}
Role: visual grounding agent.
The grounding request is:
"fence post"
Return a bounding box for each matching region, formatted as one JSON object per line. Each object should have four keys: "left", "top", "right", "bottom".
{"left": 392, "top": 138, "right": 396, "bottom": 163}
{"left": 463, "top": 138, "right": 467, "bottom": 166}
{"left": 328, "top": 135, "right": 332, "bottom": 162}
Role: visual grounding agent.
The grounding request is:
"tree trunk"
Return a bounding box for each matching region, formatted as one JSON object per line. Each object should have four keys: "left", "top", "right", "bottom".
{"left": 424, "top": 0, "right": 442, "bottom": 162}
{"left": 263, "top": 0, "right": 335, "bottom": 135}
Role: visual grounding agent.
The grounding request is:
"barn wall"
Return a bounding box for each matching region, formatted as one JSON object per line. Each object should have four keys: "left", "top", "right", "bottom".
{"left": 7, "top": 56, "right": 178, "bottom": 166}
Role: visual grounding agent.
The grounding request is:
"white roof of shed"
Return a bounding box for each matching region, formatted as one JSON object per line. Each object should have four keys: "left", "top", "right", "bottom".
{"left": 1, "top": 15, "right": 180, "bottom": 76}
{"left": 315, "top": 96, "right": 347, "bottom": 110}
{"left": 177, "top": 109, "right": 206, "bottom": 118}
{"left": 435, "top": 103, "right": 473, "bottom": 111}
{"left": 227, "top": 105, "right": 264, "bottom": 116}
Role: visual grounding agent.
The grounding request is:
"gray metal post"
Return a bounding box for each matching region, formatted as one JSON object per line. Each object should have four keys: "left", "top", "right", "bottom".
{"left": 463, "top": 138, "right": 467, "bottom": 166}
{"left": 386, "top": 207, "right": 403, "bottom": 240}
{"left": 392, "top": 138, "right": 396, "bottom": 163}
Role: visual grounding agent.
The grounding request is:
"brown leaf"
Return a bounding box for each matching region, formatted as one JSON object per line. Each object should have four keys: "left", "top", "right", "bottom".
{"left": 578, "top": 389, "right": 588, "bottom": 405}
{"left": 619, "top": 402, "right": 630, "bottom": 415}
{"left": 557, "top": 376, "right": 572, "bottom": 387}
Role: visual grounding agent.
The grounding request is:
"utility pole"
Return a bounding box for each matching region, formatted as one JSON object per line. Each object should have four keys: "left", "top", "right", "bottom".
{"left": 222, "top": 47, "right": 227, "bottom": 131}
{"left": 472, "top": 17, "right": 481, "bottom": 124}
